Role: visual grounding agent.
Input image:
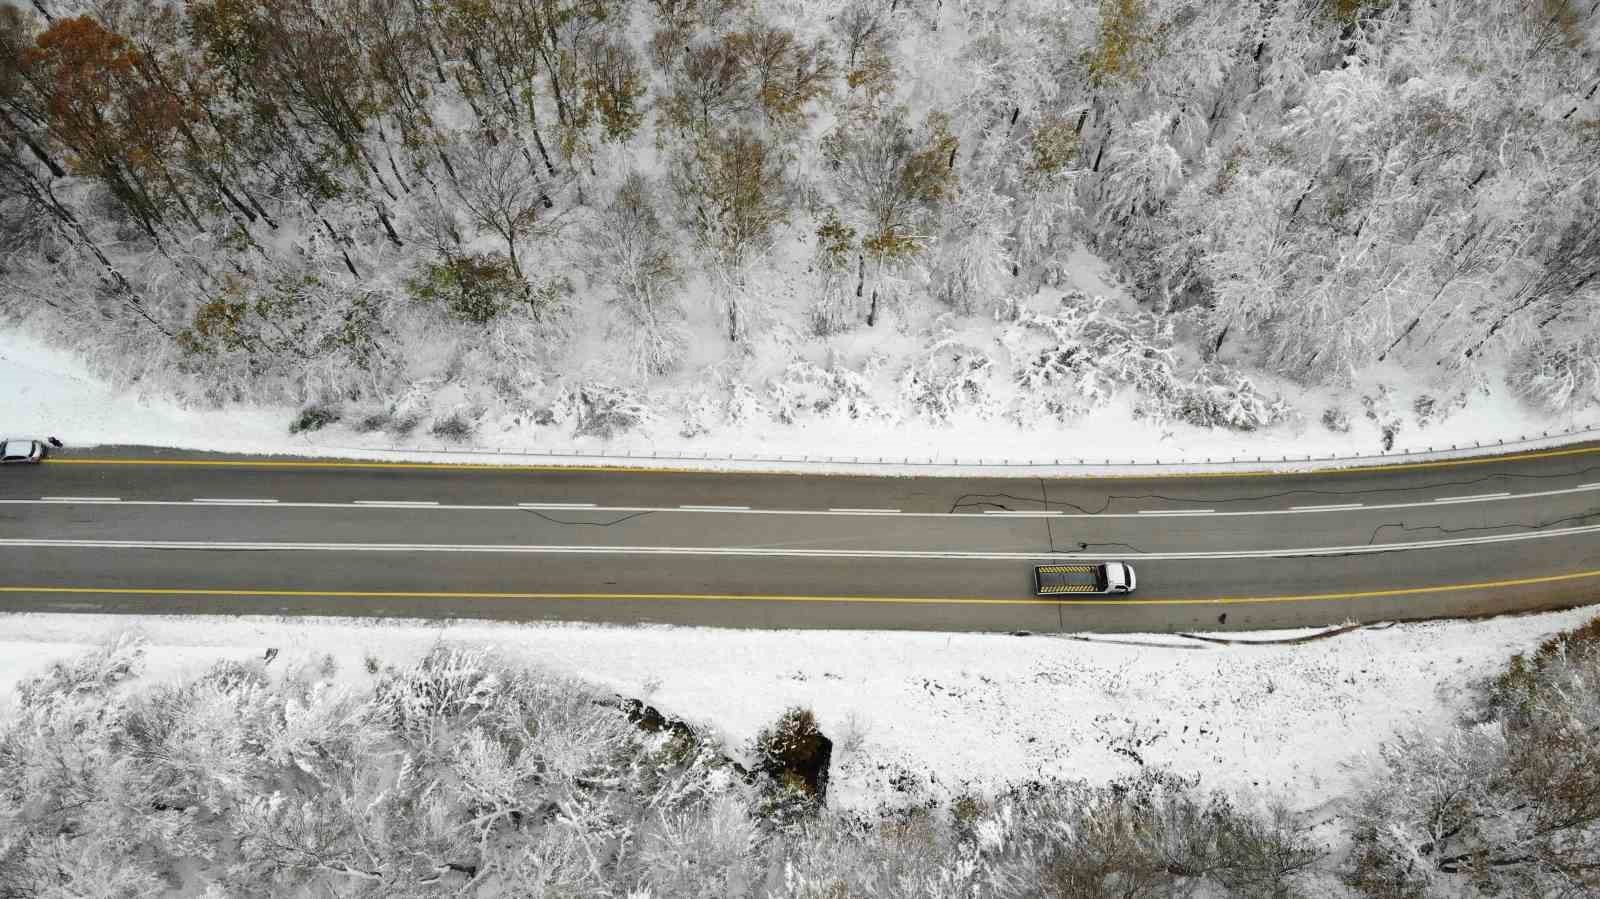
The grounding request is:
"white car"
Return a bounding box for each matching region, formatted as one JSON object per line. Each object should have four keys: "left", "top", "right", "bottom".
{"left": 1, "top": 438, "right": 46, "bottom": 464}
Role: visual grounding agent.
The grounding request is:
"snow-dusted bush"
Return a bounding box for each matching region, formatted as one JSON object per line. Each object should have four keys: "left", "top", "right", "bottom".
{"left": 1346, "top": 615, "right": 1600, "bottom": 898}
{"left": 1144, "top": 365, "right": 1294, "bottom": 432}
{"left": 768, "top": 360, "right": 885, "bottom": 424}
{"left": 0, "top": 641, "right": 746, "bottom": 897}
{"left": 723, "top": 377, "right": 771, "bottom": 427}
{"left": 352, "top": 407, "right": 392, "bottom": 433}
{"left": 751, "top": 706, "right": 831, "bottom": 826}
{"left": 1003, "top": 295, "right": 1176, "bottom": 424}
{"left": 429, "top": 407, "right": 479, "bottom": 442}
{"left": 899, "top": 338, "right": 996, "bottom": 423}
{"left": 1, "top": 638, "right": 1340, "bottom": 897}
{"left": 1507, "top": 336, "right": 1600, "bottom": 413}
{"left": 1322, "top": 407, "right": 1351, "bottom": 433}
{"left": 775, "top": 773, "right": 1321, "bottom": 898}
{"left": 387, "top": 380, "right": 435, "bottom": 437}
{"left": 14, "top": 632, "right": 146, "bottom": 708}
{"left": 1002, "top": 295, "right": 1292, "bottom": 432}
{"left": 288, "top": 402, "right": 341, "bottom": 434}
{"left": 1361, "top": 387, "right": 1404, "bottom": 451}
{"left": 676, "top": 365, "right": 773, "bottom": 436}
{"left": 568, "top": 383, "right": 651, "bottom": 439}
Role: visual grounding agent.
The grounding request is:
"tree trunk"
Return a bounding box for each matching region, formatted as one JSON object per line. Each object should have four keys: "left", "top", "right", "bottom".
{"left": 0, "top": 107, "right": 65, "bottom": 177}
{"left": 505, "top": 235, "right": 523, "bottom": 280}
{"left": 376, "top": 203, "right": 403, "bottom": 247}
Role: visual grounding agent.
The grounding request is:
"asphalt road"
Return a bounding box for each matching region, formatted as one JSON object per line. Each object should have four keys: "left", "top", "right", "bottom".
{"left": 1, "top": 444, "right": 1598, "bottom": 632}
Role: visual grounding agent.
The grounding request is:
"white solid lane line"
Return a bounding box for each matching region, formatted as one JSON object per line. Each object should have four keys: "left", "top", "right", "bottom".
{"left": 40, "top": 496, "right": 121, "bottom": 502}
{"left": 353, "top": 500, "right": 440, "bottom": 507}
{"left": 1290, "top": 503, "right": 1364, "bottom": 511}
{"left": 1432, "top": 492, "right": 1511, "bottom": 504}
{"left": 679, "top": 504, "right": 750, "bottom": 511}
{"left": 829, "top": 507, "right": 901, "bottom": 513}
{"left": 982, "top": 510, "right": 1062, "bottom": 516}
{"left": 518, "top": 502, "right": 597, "bottom": 509}
{"left": 4, "top": 519, "right": 1599, "bottom": 560}
{"left": 194, "top": 498, "right": 278, "bottom": 504}
{"left": 1137, "top": 509, "right": 1215, "bottom": 515}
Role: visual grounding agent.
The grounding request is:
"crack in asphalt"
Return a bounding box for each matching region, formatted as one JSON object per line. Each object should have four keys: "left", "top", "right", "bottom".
{"left": 1364, "top": 507, "right": 1600, "bottom": 546}
{"left": 518, "top": 509, "right": 657, "bottom": 527}
{"left": 949, "top": 463, "right": 1600, "bottom": 517}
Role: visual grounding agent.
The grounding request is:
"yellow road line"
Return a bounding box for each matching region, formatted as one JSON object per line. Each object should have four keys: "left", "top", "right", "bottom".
{"left": 42, "top": 440, "right": 1600, "bottom": 479}
{"left": 4, "top": 567, "right": 1598, "bottom": 607}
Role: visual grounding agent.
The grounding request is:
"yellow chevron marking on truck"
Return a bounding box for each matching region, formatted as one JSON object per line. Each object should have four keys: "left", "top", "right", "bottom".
{"left": 1037, "top": 565, "right": 1094, "bottom": 573}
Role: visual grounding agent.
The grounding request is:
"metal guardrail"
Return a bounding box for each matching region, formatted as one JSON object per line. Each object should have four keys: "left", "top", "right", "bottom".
{"left": 310, "top": 422, "right": 1600, "bottom": 473}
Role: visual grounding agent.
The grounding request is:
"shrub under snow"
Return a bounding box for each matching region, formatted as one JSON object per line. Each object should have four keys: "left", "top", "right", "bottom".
{"left": 1345, "top": 614, "right": 1600, "bottom": 898}
{"left": 1, "top": 638, "right": 1328, "bottom": 898}
{"left": 899, "top": 337, "right": 997, "bottom": 424}
{"left": 768, "top": 360, "right": 886, "bottom": 424}
{"left": 564, "top": 383, "right": 652, "bottom": 439}
{"left": 1004, "top": 295, "right": 1291, "bottom": 431}
{"left": 1507, "top": 336, "right": 1600, "bottom": 413}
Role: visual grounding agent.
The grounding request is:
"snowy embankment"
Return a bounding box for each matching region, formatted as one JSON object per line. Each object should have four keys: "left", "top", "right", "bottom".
{"left": 3, "top": 322, "right": 1595, "bottom": 472}
{"left": 3, "top": 608, "right": 1594, "bottom": 813}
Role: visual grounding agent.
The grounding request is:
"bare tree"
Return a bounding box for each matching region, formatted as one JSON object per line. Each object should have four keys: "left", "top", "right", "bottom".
{"left": 823, "top": 106, "right": 958, "bottom": 325}
{"left": 668, "top": 128, "right": 791, "bottom": 340}
{"left": 449, "top": 136, "right": 564, "bottom": 281}
{"left": 582, "top": 172, "right": 687, "bottom": 374}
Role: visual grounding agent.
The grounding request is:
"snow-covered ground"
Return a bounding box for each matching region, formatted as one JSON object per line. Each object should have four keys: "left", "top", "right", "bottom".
{"left": 4, "top": 608, "right": 1593, "bottom": 811}
{"left": 3, "top": 322, "right": 1595, "bottom": 471}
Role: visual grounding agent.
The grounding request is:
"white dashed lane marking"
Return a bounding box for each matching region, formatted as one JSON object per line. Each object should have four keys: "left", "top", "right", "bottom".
{"left": 194, "top": 498, "right": 278, "bottom": 504}
{"left": 1290, "top": 503, "right": 1364, "bottom": 511}
{"left": 1433, "top": 492, "right": 1511, "bottom": 504}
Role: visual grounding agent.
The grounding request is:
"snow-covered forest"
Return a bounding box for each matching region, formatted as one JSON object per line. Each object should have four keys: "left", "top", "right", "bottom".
{"left": 4, "top": 616, "right": 1599, "bottom": 897}
{"left": 1, "top": 0, "right": 1598, "bottom": 444}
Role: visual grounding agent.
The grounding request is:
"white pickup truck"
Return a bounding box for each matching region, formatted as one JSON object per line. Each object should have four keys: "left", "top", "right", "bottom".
{"left": 1033, "top": 562, "right": 1137, "bottom": 596}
